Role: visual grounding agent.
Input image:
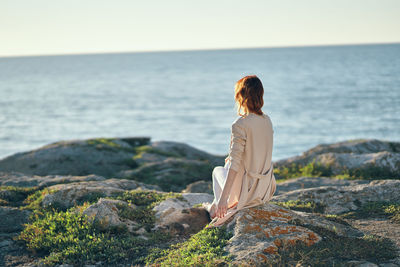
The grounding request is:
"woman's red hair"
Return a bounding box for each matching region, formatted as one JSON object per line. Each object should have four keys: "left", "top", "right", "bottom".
{"left": 234, "top": 75, "right": 264, "bottom": 117}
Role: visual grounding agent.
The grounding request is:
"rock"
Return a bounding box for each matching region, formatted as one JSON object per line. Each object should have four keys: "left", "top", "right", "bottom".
{"left": 133, "top": 151, "right": 167, "bottom": 166}
{"left": 222, "top": 203, "right": 363, "bottom": 266}
{"left": 182, "top": 180, "right": 213, "bottom": 194}
{"left": 272, "top": 179, "right": 400, "bottom": 215}
{"left": 303, "top": 139, "right": 400, "bottom": 155}
{"left": 0, "top": 207, "right": 31, "bottom": 232}
{"left": 41, "top": 178, "right": 162, "bottom": 210}
{"left": 82, "top": 198, "right": 139, "bottom": 232}
{"left": 274, "top": 139, "right": 400, "bottom": 178}
{"left": 0, "top": 171, "right": 106, "bottom": 188}
{"left": 156, "top": 207, "right": 210, "bottom": 236}
{"left": 0, "top": 138, "right": 225, "bottom": 193}
{"left": 118, "top": 158, "right": 215, "bottom": 192}
{"left": 0, "top": 137, "right": 150, "bottom": 177}
{"left": 181, "top": 192, "right": 214, "bottom": 207}
{"left": 150, "top": 141, "right": 225, "bottom": 166}
{"left": 378, "top": 263, "right": 399, "bottom": 267}
{"left": 274, "top": 176, "right": 370, "bottom": 195}
{"left": 358, "top": 262, "right": 379, "bottom": 267}
{"left": 152, "top": 193, "right": 213, "bottom": 235}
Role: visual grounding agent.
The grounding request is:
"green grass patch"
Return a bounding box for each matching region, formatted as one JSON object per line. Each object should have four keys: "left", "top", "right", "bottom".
{"left": 270, "top": 199, "right": 326, "bottom": 213}
{"left": 15, "top": 206, "right": 172, "bottom": 266}
{"left": 264, "top": 219, "right": 398, "bottom": 266}
{"left": 274, "top": 159, "right": 333, "bottom": 180}
{"left": 15, "top": 188, "right": 185, "bottom": 266}
{"left": 145, "top": 225, "right": 234, "bottom": 266}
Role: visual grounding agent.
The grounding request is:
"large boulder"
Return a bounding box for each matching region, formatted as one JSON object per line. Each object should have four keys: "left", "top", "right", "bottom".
{"left": 118, "top": 158, "right": 215, "bottom": 192}
{"left": 152, "top": 193, "right": 213, "bottom": 235}
{"left": 41, "top": 178, "right": 162, "bottom": 210}
{"left": 222, "top": 203, "right": 363, "bottom": 266}
{"left": 0, "top": 138, "right": 225, "bottom": 192}
{"left": 0, "top": 171, "right": 106, "bottom": 188}
{"left": 0, "top": 137, "right": 150, "bottom": 177}
{"left": 274, "top": 139, "right": 400, "bottom": 178}
{"left": 182, "top": 180, "right": 213, "bottom": 194}
{"left": 272, "top": 179, "right": 400, "bottom": 215}
{"left": 274, "top": 176, "right": 370, "bottom": 195}
{"left": 150, "top": 141, "right": 225, "bottom": 166}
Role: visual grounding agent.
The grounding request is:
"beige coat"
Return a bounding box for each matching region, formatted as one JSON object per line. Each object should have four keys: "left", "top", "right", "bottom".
{"left": 207, "top": 112, "right": 277, "bottom": 227}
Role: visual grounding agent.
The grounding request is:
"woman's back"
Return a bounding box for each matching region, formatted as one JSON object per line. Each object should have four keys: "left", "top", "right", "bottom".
{"left": 229, "top": 112, "right": 274, "bottom": 177}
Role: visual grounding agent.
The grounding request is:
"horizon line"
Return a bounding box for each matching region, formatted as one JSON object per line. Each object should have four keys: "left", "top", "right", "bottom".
{"left": 1, "top": 41, "right": 399, "bottom": 59}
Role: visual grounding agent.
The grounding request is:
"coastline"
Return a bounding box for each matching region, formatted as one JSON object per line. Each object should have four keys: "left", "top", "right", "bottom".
{"left": 0, "top": 136, "right": 399, "bottom": 266}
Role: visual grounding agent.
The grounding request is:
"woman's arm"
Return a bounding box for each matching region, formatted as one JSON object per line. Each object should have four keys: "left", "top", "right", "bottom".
{"left": 215, "top": 168, "right": 237, "bottom": 218}
{"left": 216, "top": 120, "right": 246, "bottom": 218}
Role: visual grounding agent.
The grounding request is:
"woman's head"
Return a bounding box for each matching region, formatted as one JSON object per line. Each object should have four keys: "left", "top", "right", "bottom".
{"left": 234, "top": 75, "right": 264, "bottom": 116}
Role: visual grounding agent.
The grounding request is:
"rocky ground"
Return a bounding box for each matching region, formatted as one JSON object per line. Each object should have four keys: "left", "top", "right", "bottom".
{"left": 0, "top": 137, "right": 399, "bottom": 266}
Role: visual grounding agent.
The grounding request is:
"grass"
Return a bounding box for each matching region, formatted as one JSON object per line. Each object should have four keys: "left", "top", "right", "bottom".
{"left": 262, "top": 219, "right": 399, "bottom": 266}
{"left": 274, "top": 159, "right": 333, "bottom": 180}
{"left": 145, "top": 225, "right": 234, "bottom": 266}
{"left": 14, "top": 188, "right": 185, "bottom": 266}
{"left": 15, "top": 206, "right": 172, "bottom": 266}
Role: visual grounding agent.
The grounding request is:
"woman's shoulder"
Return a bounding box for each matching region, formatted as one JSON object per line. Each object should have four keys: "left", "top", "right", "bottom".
{"left": 232, "top": 113, "right": 273, "bottom": 130}
{"left": 232, "top": 115, "right": 247, "bottom": 127}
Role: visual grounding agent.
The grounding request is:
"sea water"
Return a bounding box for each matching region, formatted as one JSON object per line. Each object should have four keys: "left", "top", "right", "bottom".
{"left": 0, "top": 43, "right": 399, "bottom": 161}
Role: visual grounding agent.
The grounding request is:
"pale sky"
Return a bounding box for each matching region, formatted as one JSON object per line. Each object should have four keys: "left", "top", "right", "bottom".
{"left": 1, "top": 0, "right": 399, "bottom": 57}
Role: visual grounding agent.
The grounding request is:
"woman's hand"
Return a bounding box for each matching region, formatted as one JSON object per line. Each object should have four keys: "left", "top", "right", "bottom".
{"left": 216, "top": 197, "right": 228, "bottom": 218}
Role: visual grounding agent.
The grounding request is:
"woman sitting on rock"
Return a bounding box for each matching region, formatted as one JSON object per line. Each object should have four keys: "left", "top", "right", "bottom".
{"left": 204, "top": 75, "right": 277, "bottom": 228}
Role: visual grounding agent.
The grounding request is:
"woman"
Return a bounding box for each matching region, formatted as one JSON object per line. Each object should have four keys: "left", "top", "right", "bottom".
{"left": 203, "top": 75, "right": 277, "bottom": 228}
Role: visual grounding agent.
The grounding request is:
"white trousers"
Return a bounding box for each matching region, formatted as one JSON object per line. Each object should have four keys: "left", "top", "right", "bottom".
{"left": 211, "top": 160, "right": 230, "bottom": 205}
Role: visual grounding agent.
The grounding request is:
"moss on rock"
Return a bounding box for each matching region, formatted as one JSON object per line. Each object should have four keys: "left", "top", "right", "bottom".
{"left": 133, "top": 145, "right": 181, "bottom": 160}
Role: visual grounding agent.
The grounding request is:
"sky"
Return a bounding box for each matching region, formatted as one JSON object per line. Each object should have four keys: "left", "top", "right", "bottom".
{"left": 1, "top": 0, "right": 399, "bottom": 57}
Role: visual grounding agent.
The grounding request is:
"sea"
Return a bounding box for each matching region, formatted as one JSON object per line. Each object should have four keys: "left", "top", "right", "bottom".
{"left": 0, "top": 43, "right": 399, "bottom": 162}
